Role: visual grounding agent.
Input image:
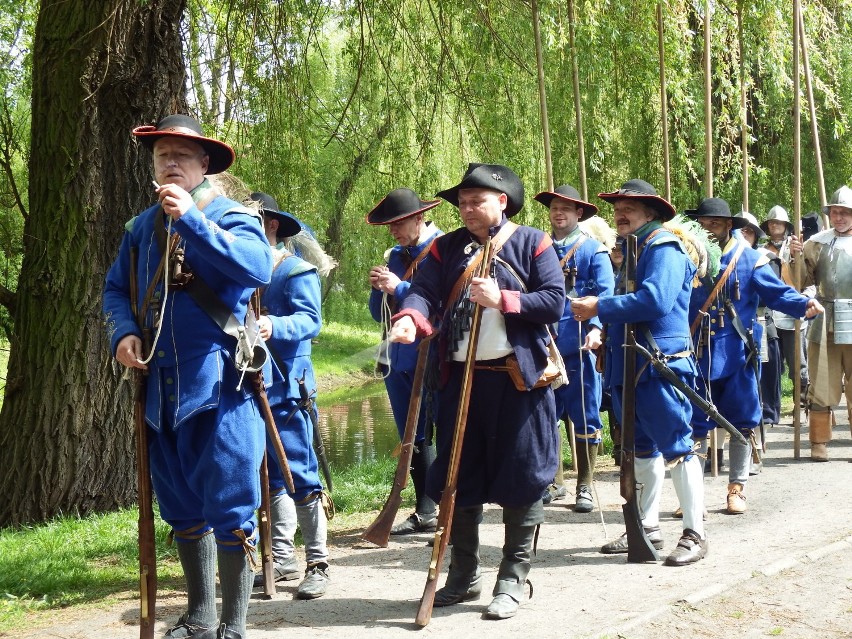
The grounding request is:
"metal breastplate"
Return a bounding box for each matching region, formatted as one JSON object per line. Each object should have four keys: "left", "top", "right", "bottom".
{"left": 815, "top": 238, "right": 852, "bottom": 300}
{"left": 812, "top": 236, "right": 852, "bottom": 344}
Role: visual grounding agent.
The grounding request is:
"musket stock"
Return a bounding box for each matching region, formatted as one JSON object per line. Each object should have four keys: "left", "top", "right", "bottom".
{"left": 130, "top": 246, "right": 157, "bottom": 639}
{"left": 258, "top": 454, "right": 275, "bottom": 598}
{"left": 362, "top": 334, "right": 435, "bottom": 547}
{"left": 619, "top": 235, "right": 660, "bottom": 563}
{"left": 252, "top": 372, "right": 296, "bottom": 494}
{"left": 248, "top": 292, "right": 296, "bottom": 494}
{"left": 415, "top": 240, "right": 493, "bottom": 626}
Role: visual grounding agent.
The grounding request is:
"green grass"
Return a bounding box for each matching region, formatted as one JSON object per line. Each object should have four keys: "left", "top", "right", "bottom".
{"left": 312, "top": 320, "right": 381, "bottom": 379}
{"left": 0, "top": 455, "right": 402, "bottom": 631}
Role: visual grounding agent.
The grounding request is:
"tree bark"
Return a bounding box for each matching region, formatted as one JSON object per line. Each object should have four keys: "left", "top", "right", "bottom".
{"left": 0, "top": 0, "right": 186, "bottom": 527}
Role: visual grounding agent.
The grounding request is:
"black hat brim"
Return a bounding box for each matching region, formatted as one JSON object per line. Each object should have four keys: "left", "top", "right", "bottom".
{"left": 598, "top": 191, "right": 676, "bottom": 222}
{"left": 534, "top": 191, "right": 599, "bottom": 221}
{"left": 686, "top": 211, "right": 750, "bottom": 229}
{"left": 365, "top": 199, "right": 441, "bottom": 225}
{"left": 262, "top": 209, "right": 302, "bottom": 238}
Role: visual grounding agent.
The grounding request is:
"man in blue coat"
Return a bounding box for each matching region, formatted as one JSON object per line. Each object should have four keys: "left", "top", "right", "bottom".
{"left": 250, "top": 192, "right": 330, "bottom": 599}
{"left": 367, "top": 188, "right": 443, "bottom": 535}
{"left": 686, "top": 198, "right": 822, "bottom": 514}
{"left": 572, "top": 179, "right": 706, "bottom": 567}
{"left": 533, "top": 185, "right": 614, "bottom": 513}
{"left": 103, "top": 115, "right": 273, "bottom": 639}
{"left": 389, "top": 163, "right": 564, "bottom": 619}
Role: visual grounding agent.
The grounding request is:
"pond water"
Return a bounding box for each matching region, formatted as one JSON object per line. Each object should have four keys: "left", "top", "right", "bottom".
{"left": 315, "top": 381, "right": 400, "bottom": 470}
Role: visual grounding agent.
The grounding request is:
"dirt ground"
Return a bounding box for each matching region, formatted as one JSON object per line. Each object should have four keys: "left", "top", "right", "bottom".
{"left": 6, "top": 402, "right": 851, "bottom": 639}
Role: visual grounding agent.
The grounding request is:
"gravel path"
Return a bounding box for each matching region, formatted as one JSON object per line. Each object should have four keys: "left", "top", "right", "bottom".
{"left": 8, "top": 402, "right": 851, "bottom": 639}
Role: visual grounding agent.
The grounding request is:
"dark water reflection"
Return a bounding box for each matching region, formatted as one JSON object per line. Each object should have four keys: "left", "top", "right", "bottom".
{"left": 315, "top": 382, "right": 399, "bottom": 470}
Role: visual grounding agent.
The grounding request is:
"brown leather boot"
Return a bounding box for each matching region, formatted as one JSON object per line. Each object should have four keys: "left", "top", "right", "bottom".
{"left": 809, "top": 410, "right": 832, "bottom": 462}
{"left": 726, "top": 483, "right": 746, "bottom": 514}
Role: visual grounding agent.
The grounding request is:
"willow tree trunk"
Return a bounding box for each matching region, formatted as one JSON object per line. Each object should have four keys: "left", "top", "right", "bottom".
{"left": 0, "top": 0, "right": 187, "bottom": 527}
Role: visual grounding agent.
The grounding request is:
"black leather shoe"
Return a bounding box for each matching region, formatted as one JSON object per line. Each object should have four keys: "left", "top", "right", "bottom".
{"left": 573, "top": 485, "right": 593, "bottom": 513}
{"left": 253, "top": 556, "right": 300, "bottom": 587}
{"left": 296, "top": 563, "right": 330, "bottom": 600}
{"left": 210, "top": 624, "right": 242, "bottom": 639}
{"left": 164, "top": 615, "right": 216, "bottom": 638}
{"left": 600, "top": 527, "right": 663, "bottom": 554}
{"left": 542, "top": 483, "right": 567, "bottom": 505}
{"left": 664, "top": 529, "right": 708, "bottom": 566}
{"left": 433, "top": 576, "right": 483, "bottom": 607}
{"left": 390, "top": 512, "right": 437, "bottom": 535}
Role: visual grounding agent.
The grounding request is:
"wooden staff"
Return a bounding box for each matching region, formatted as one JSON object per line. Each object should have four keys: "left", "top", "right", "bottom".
{"left": 738, "top": 0, "right": 749, "bottom": 212}
{"left": 703, "top": 0, "right": 720, "bottom": 474}
{"left": 704, "top": 0, "right": 713, "bottom": 198}
{"left": 792, "top": 0, "right": 803, "bottom": 458}
{"left": 798, "top": 8, "right": 829, "bottom": 224}
{"left": 532, "top": 0, "right": 553, "bottom": 191}
{"left": 657, "top": 2, "right": 671, "bottom": 201}
{"left": 569, "top": 0, "right": 588, "bottom": 200}
{"left": 415, "top": 239, "right": 494, "bottom": 627}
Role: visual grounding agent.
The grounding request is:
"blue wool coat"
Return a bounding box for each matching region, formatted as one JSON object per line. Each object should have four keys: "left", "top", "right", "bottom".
{"left": 597, "top": 221, "right": 696, "bottom": 460}
{"left": 369, "top": 223, "right": 442, "bottom": 373}
{"left": 103, "top": 180, "right": 273, "bottom": 429}
{"left": 102, "top": 180, "right": 273, "bottom": 546}
{"left": 689, "top": 236, "right": 810, "bottom": 437}
{"left": 396, "top": 218, "right": 564, "bottom": 507}
{"left": 552, "top": 229, "right": 615, "bottom": 439}
{"left": 369, "top": 224, "right": 443, "bottom": 442}
{"left": 262, "top": 247, "right": 324, "bottom": 498}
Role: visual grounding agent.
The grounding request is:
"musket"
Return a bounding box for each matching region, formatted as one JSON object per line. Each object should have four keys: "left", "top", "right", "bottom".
{"left": 246, "top": 292, "right": 296, "bottom": 494}
{"left": 257, "top": 454, "right": 275, "bottom": 598}
{"left": 130, "top": 246, "right": 157, "bottom": 639}
{"left": 723, "top": 299, "right": 766, "bottom": 455}
{"left": 619, "top": 234, "right": 660, "bottom": 563}
{"left": 415, "top": 239, "right": 493, "bottom": 626}
{"left": 362, "top": 333, "right": 435, "bottom": 547}
{"left": 630, "top": 340, "right": 748, "bottom": 446}
{"left": 297, "top": 371, "right": 333, "bottom": 493}
{"left": 251, "top": 372, "right": 296, "bottom": 495}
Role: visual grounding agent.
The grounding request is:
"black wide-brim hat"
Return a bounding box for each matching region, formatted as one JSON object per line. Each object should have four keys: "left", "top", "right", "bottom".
{"left": 534, "top": 184, "right": 599, "bottom": 221}
{"left": 436, "top": 163, "right": 525, "bottom": 217}
{"left": 250, "top": 192, "right": 302, "bottom": 238}
{"left": 598, "top": 178, "right": 676, "bottom": 222}
{"left": 366, "top": 188, "right": 441, "bottom": 225}
{"left": 133, "top": 114, "right": 235, "bottom": 174}
{"left": 685, "top": 197, "right": 748, "bottom": 229}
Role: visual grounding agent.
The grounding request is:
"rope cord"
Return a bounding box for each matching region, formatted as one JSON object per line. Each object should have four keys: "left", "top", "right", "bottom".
{"left": 373, "top": 291, "right": 392, "bottom": 380}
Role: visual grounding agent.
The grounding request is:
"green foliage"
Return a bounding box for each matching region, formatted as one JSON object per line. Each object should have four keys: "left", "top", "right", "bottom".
{"left": 312, "top": 319, "right": 381, "bottom": 379}
{"left": 5, "top": 0, "right": 852, "bottom": 329}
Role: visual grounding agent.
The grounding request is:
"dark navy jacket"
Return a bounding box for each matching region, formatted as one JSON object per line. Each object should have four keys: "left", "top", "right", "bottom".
{"left": 397, "top": 218, "right": 565, "bottom": 389}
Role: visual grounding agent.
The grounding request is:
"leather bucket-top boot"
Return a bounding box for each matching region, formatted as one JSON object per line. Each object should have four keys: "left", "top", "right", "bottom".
{"left": 809, "top": 409, "right": 832, "bottom": 461}
{"left": 433, "top": 505, "right": 483, "bottom": 607}
{"left": 485, "top": 501, "right": 544, "bottom": 620}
